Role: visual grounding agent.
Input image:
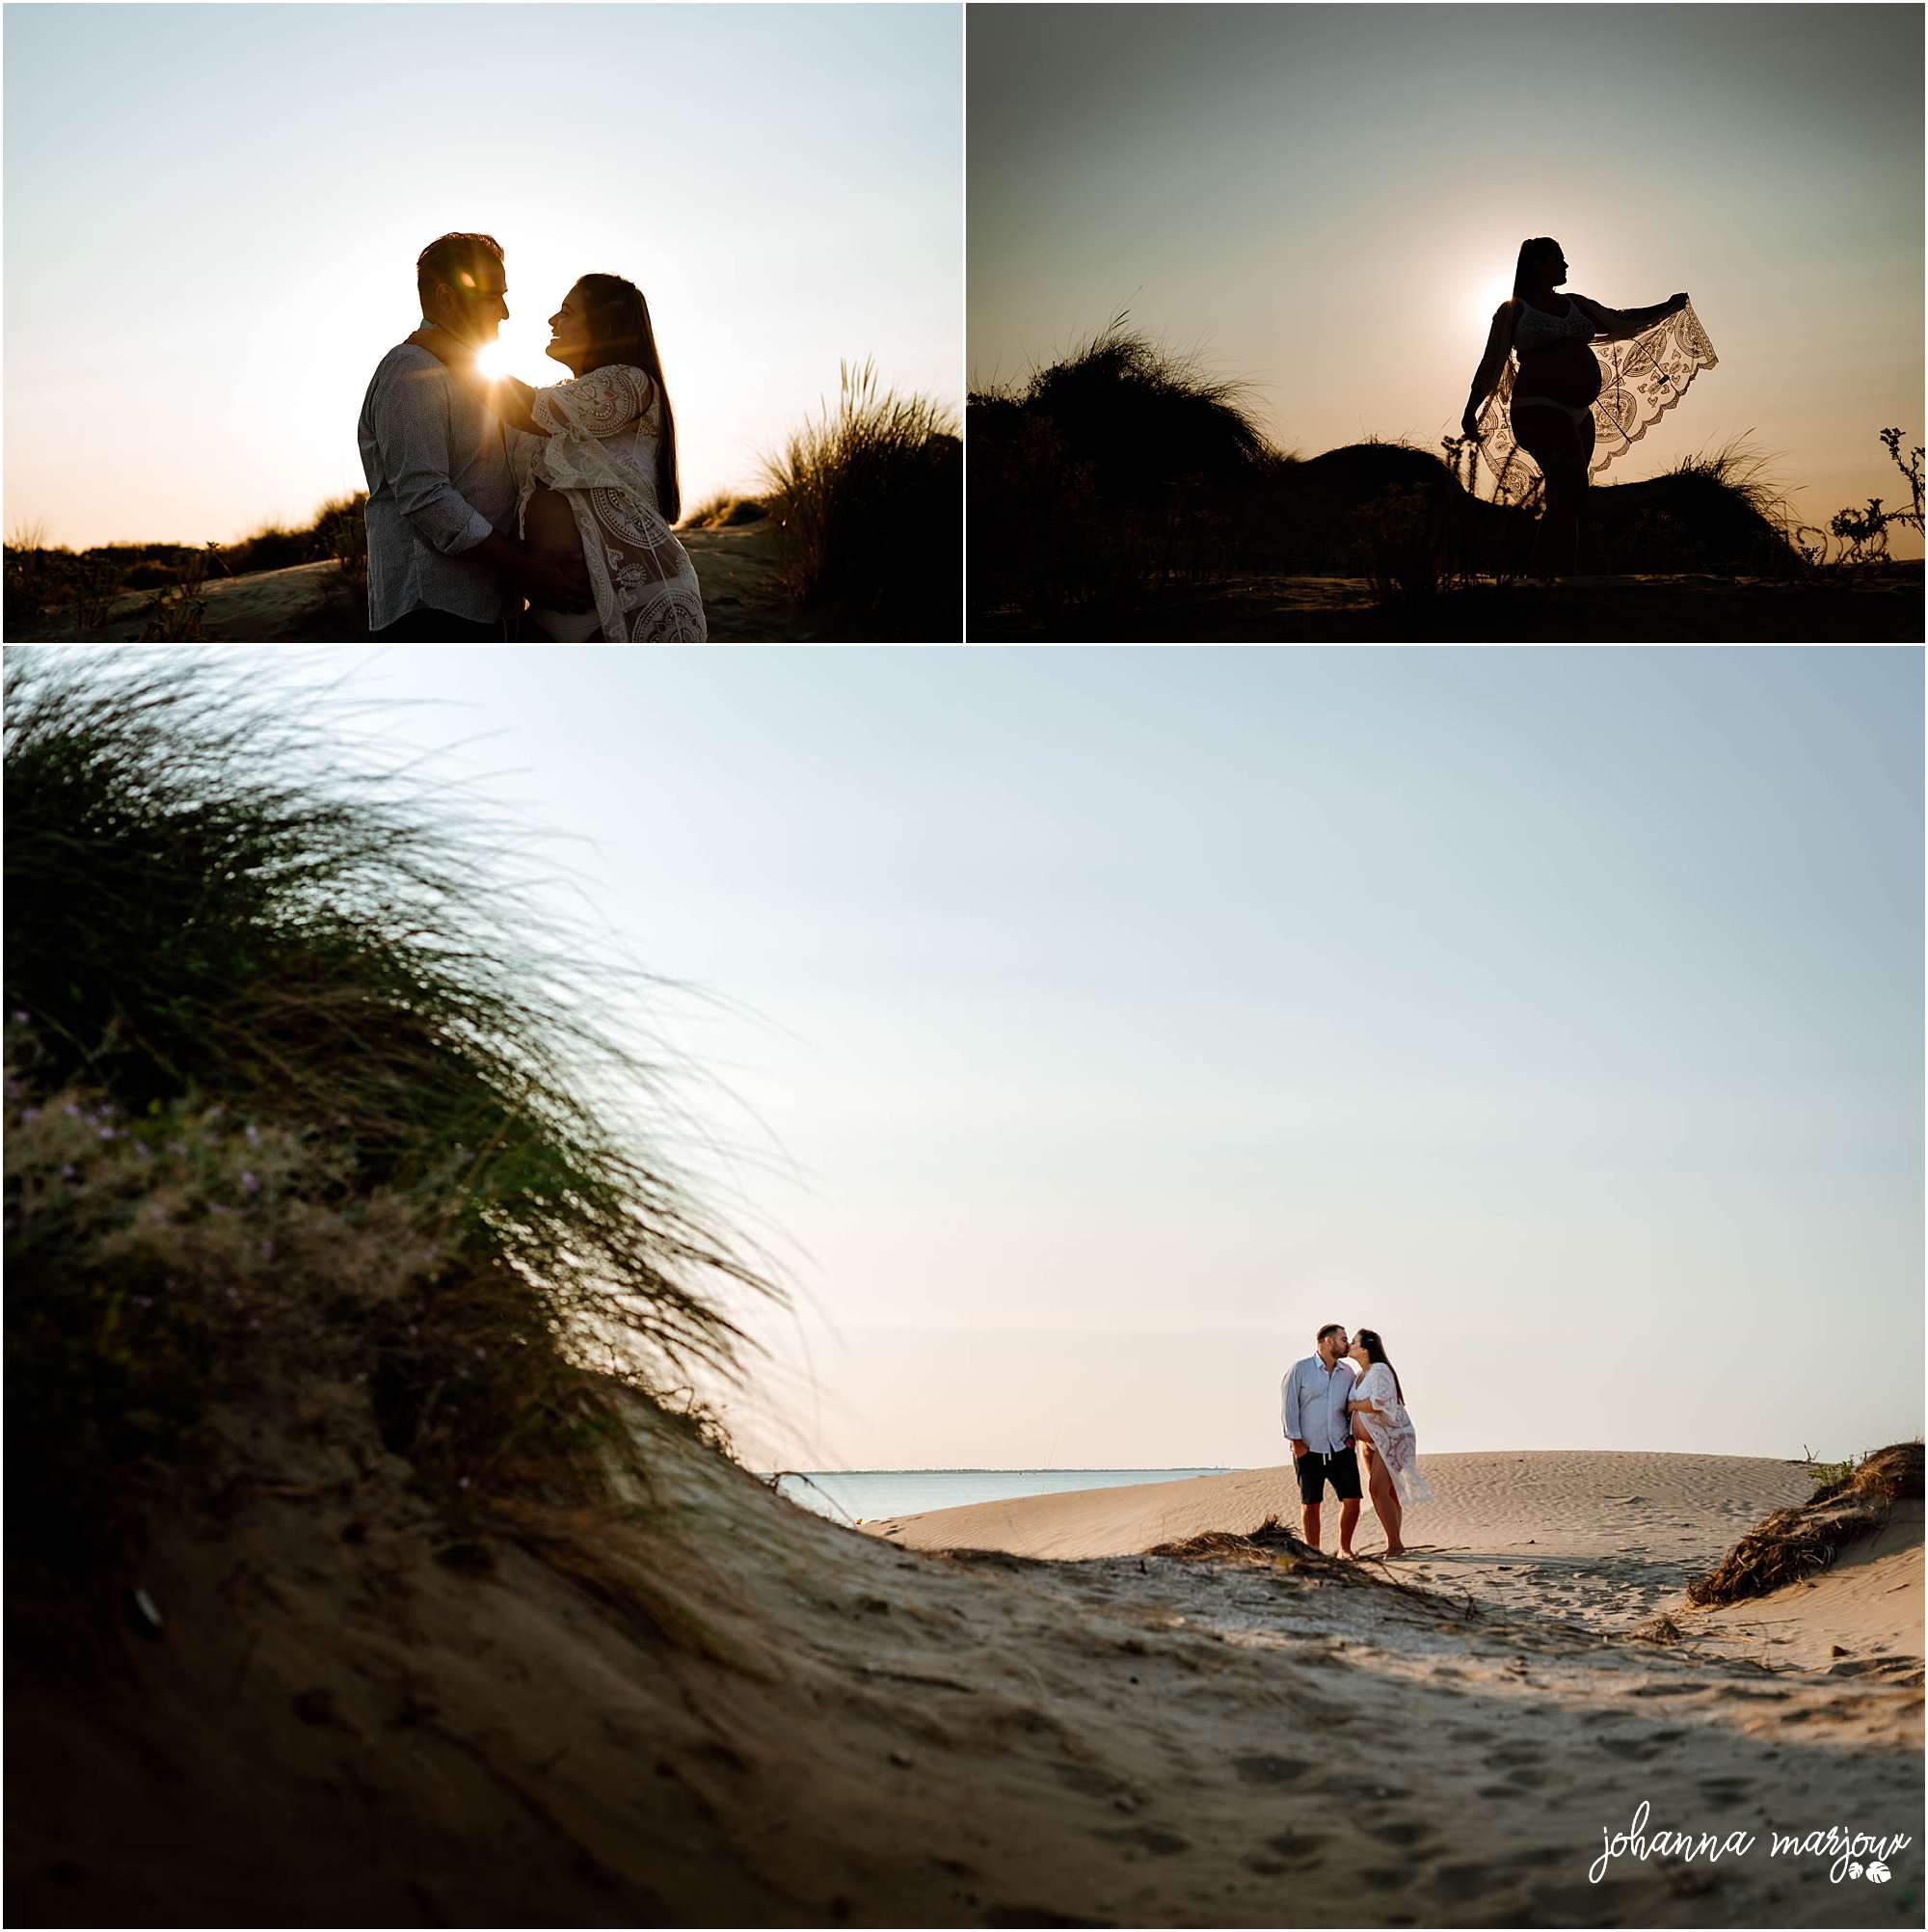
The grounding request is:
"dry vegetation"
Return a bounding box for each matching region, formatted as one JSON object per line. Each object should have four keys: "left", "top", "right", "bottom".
{"left": 1683, "top": 1443, "right": 1924, "bottom": 1610}
{"left": 969, "top": 321, "right": 1921, "bottom": 638}
{"left": 4, "top": 493, "right": 368, "bottom": 641}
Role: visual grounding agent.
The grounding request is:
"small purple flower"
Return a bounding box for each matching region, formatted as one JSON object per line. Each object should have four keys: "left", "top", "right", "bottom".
{"left": 134, "top": 1141, "right": 152, "bottom": 1162}
{"left": 64, "top": 1103, "right": 82, "bottom": 1120}
{"left": 61, "top": 1163, "right": 78, "bottom": 1181}
{"left": 245, "top": 1124, "right": 260, "bottom": 1146}
{"left": 241, "top": 1170, "right": 260, "bottom": 1195}
{"left": 21, "top": 1108, "right": 40, "bottom": 1125}
{"left": 11, "top": 1009, "right": 29, "bottom": 1025}
{"left": 474, "top": 1345, "right": 488, "bottom": 1361}
{"left": 146, "top": 1203, "right": 168, "bottom": 1222}
{"left": 98, "top": 1126, "right": 116, "bottom": 1141}
{"left": 227, "top": 1289, "right": 241, "bottom": 1303}
{"left": 167, "top": 1141, "right": 188, "bottom": 1158}
{"left": 132, "top": 1295, "right": 154, "bottom": 1309}
{"left": 261, "top": 1240, "right": 276, "bottom": 1263}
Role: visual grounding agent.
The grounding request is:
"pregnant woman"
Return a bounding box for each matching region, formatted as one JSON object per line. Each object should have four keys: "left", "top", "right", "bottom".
{"left": 412, "top": 274, "right": 706, "bottom": 640}
{"left": 1347, "top": 1328, "right": 1434, "bottom": 1557}
{"left": 1460, "top": 237, "right": 1717, "bottom": 577}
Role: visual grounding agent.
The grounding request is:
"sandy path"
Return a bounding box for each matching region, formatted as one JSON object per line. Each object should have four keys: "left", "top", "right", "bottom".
{"left": 10, "top": 1420, "right": 1919, "bottom": 1928}
{"left": 10, "top": 522, "right": 820, "bottom": 642}
{"left": 869, "top": 1451, "right": 1816, "bottom": 1632}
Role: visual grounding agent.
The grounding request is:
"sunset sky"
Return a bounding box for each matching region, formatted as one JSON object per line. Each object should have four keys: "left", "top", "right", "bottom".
{"left": 256, "top": 645, "right": 1925, "bottom": 1475}
{"left": 4, "top": 4, "right": 960, "bottom": 550}
{"left": 970, "top": 4, "right": 1924, "bottom": 558}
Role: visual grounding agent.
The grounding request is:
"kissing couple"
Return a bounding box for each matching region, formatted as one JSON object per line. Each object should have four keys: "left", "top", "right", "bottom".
{"left": 358, "top": 230, "right": 706, "bottom": 642}
{"left": 1282, "top": 1323, "right": 1435, "bottom": 1558}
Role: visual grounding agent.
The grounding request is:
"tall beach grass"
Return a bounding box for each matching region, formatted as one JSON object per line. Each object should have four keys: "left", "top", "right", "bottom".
{"left": 760, "top": 358, "right": 960, "bottom": 639}
{"left": 5, "top": 652, "right": 781, "bottom": 1570}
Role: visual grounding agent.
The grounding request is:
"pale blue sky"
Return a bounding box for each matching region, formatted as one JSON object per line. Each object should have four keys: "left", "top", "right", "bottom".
{"left": 4, "top": 4, "right": 960, "bottom": 548}
{"left": 970, "top": 5, "right": 1924, "bottom": 556}
{"left": 217, "top": 647, "right": 1922, "bottom": 1470}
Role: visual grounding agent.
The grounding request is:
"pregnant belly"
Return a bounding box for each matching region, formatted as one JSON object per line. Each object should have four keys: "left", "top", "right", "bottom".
{"left": 1517, "top": 341, "right": 1602, "bottom": 407}
{"left": 524, "top": 483, "right": 581, "bottom": 556}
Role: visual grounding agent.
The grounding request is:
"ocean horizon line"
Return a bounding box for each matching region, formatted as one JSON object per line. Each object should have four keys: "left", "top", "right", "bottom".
{"left": 762, "top": 1465, "right": 1236, "bottom": 1477}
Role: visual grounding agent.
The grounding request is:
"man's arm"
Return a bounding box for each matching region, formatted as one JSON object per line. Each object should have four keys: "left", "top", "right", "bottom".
{"left": 1282, "top": 1365, "right": 1305, "bottom": 1455}
{"left": 368, "top": 358, "right": 501, "bottom": 558}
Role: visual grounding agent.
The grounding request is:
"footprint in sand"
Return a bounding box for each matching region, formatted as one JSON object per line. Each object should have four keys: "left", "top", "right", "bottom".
{"left": 1097, "top": 1826, "right": 1190, "bottom": 1857}
{"left": 1230, "top": 1755, "right": 1309, "bottom": 1785}
{"left": 1379, "top": 1820, "right": 1436, "bottom": 1848}
{"left": 1248, "top": 1830, "right": 1326, "bottom": 1869}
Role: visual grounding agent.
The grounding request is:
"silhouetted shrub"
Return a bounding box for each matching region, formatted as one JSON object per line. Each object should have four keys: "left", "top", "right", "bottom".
{"left": 762, "top": 359, "right": 959, "bottom": 639}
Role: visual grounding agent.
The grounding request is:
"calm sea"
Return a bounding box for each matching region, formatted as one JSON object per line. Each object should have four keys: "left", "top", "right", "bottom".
{"left": 767, "top": 1468, "right": 1233, "bottom": 1525}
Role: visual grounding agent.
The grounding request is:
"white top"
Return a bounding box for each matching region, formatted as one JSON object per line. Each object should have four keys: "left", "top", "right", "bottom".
{"left": 515, "top": 363, "right": 666, "bottom": 511}
{"left": 1488, "top": 293, "right": 1657, "bottom": 367}
{"left": 509, "top": 362, "right": 705, "bottom": 643}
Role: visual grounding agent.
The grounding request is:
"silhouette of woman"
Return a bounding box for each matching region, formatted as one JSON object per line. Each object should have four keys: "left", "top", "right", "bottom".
{"left": 1460, "top": 238, "right": 1716, "bottom": 576}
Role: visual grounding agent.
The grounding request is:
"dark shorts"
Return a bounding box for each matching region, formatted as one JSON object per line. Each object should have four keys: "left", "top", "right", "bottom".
{"left": 370, "top": 607, "right": 510, "bottom": 642}
{"left": 1293, "top": 1447, "right": 1362, "bottom": 1507}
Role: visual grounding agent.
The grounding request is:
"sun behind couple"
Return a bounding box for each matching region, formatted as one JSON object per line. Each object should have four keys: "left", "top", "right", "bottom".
{"left": 358, "top": 230, "right": 706, "bottom": 642}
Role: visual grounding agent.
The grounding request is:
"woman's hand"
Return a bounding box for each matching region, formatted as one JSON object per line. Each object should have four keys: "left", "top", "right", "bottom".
{"left": 1669, "top": 292, "right": 1689, "bottom": 316}
{"left": 1460, "top": 407, "right": 1484, "bottom": 443}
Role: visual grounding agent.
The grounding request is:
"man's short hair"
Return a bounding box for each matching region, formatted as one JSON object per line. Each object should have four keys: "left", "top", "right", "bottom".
{"left": 1316, "top": 1322, "right": 1345, "bottom": 1345}
{"left": 416, "top": 232, "right": 504, "bottom": 309}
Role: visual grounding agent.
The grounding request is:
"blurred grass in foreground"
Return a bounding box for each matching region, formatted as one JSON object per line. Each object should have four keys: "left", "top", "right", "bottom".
{"left": 4, "top": 653, "right": 780, "bottom": 1572}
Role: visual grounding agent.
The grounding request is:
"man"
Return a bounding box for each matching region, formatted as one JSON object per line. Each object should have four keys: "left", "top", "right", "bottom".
{"left": 358, "top": 232, "right": 590, "bottom": 640}
{"left": 1281, "top": 1322, "right": 1361, "bottom": 1556}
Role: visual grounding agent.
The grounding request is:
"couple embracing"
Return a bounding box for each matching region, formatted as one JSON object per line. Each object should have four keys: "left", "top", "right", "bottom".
{"left": 358, "top": 231, "right": 705, "bottom": 642}
{"left": 1282, "top": 1322, "right": 1433, "bottom": 1558}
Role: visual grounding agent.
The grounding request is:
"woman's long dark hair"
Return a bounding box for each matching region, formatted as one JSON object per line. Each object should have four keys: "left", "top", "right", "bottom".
{"left": 576, "top": 273, "right": 681, "bottom": 523}
{"left": 1512, "top": 237, "right": 1561, "bottom": 302}
{"left": 1353, "top": 1328, "right": 1404, "bottom": 1405}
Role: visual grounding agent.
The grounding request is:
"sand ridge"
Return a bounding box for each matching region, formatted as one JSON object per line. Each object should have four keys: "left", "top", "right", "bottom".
{"left": 10, "top": 1424, "right": 1920, "bottom": 1927}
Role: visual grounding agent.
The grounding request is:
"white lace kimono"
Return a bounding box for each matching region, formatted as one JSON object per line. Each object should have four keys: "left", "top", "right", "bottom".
{"left": 1474, "top": 296, "right": 1719, "bottom": 499}
{"left": 508, "top": 364, "right": 707, "bottom": 642}
{"left": 1352, "top": 1362, "right": 1435, "bottom": 1508}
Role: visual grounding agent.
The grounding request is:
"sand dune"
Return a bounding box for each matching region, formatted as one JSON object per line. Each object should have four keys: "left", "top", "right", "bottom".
{"left": 11, "top": 1422, "right": 1919, "bottom": 1927}
{"left": 868, "top": 1451, "right": 1816, "bottom": 1623}
{"left": 7, "top": 520, "right": 817, "bottom": 642}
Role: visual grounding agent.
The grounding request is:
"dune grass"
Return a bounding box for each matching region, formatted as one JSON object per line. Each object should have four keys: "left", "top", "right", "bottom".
{"left": 1685, "top": 1443, "right": 1922, "bottom": 1608}
{"left": 4, "top": 652, "right": 781, "bottom": 1570}
{"left": 760, "top": 358, "right": 960, "bottom": 639}
{"left": 968, "top": 323, "right": 1922, "bottom": 631}
{"left": 680, "top": 491, "right": 768, "bottom": 531}
{"left": 4, "top": 492, "right": 371, "bottom": 638}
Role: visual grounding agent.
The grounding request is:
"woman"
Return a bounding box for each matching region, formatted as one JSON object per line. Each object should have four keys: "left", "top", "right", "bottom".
{"left": 1346, "top": 1328, "right": 1433, "bottom": 1557}
{"left": 1459, "top": 238, "right": 1716, "bottom": 576}
{"left": 412, "top": 275, "right": 705, "bottom": 641}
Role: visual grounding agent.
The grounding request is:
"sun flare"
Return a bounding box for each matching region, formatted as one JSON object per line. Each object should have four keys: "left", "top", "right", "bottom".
{"left": 475, "top": 339, "right": 514, "bottom": 382}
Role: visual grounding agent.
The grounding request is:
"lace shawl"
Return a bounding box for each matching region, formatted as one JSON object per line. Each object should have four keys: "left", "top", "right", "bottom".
{"left": 1353, "top": 1362, "right": 1435, "bottom": 1508}
{"left": 1474, "top": 297, "right": 1719, "bottom": 497}
{"left": 510, "top": 365, "right": 707, "bottom": 643}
